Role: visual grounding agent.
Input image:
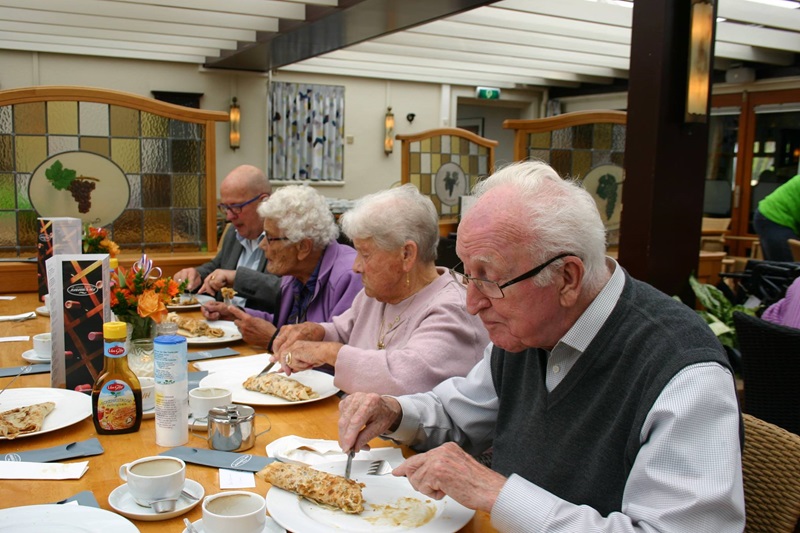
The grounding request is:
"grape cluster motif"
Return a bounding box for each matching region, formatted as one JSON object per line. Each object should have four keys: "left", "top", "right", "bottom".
{"left": 45, "top": 160, "right": 99, "bottom": 213}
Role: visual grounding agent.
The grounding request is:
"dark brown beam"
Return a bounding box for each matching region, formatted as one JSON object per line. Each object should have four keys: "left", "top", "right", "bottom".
{"left": 204, "top": 0, "right": 496, "bottom": 72}
{"left": 619, "top": 0, "right": 717, "bottom": 304}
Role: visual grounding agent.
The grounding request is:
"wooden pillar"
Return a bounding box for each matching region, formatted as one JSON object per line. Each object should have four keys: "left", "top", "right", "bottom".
{"left": 619, "top": 0, "right": 716, "bottom": 304}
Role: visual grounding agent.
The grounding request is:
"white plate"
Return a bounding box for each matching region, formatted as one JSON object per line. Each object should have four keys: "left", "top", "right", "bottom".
{"left": 35, "top": 306, "right": 50, "bottom": 317}
{"left": 167, "top": 294, "right": 214, "bottom": 311}
{"left": 21, "top": 349, "right": 51, "bottom": 364}
{"left": 108, "top": 478, "right": 204, "bottom": 521}
{"left": 184, "top": 321, "right": 243, "bottom": 346}
{"left": 199, "top": 369, "right": 338, "bottom": 406}
{"left": 183, "top": 517, "right": 285, "bottom": 533}
{"left": 0, "top": 388, "right": 91, "bottom": 440}
{"left": 0, "top": 504, "right": 138, "bottom": 532}
{"left": 266, "top": 461, "right": 475, "bottom": 533}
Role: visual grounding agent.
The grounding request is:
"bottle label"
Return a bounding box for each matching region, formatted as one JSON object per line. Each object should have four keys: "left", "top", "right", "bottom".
{"left": 97, "top": 380, "right": 136, "bottom": 430}
{"left": 104, "top": 340, "right": 127, "bottom": 359}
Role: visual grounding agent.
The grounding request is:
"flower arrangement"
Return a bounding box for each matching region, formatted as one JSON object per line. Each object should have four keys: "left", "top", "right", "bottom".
{"left": 110, "top": 254, "right": 186, "bottom": 339}
{"left": 83, "top": 226, "right": 120, "bottom": 257}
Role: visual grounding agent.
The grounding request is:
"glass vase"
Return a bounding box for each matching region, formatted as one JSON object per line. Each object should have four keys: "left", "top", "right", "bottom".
{"left": 119, "top": 314, "right": 155, "bottom": 342}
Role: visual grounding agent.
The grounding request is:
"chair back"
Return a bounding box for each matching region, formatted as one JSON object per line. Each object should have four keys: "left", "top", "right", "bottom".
{"left": 789, "top": 238, "right": 800, "bottom": 262}
{"left": 734, "top": 312, "right": 800, "bottom": 435}
{"left": 701, "top": 216, "right": 731, "bottom": 251}
{"left": 742, "top": 413, "right": 800, "bottom": 532}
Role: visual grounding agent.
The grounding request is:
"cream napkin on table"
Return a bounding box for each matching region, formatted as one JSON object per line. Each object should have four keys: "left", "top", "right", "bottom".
{"left": 266, "top": 436, "right": 405, "bottom": 467}
{"left": 0, "top": 312, "right": 35, "bottom": 322}
{"left": 192, "top": 353, "right": 270, "bottom": 374}
{"left": 0, "top": 460, "right": 89, "bottom": 480}
{"left": 0, "top": 336, "right": 30, "bottom": 343}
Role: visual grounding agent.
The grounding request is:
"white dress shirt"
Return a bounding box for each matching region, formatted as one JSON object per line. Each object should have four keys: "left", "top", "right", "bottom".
{"left": 391, "top": 259, "right": 745, "bottom": 532}
{"left": 232, "top": 231, "right": 265, "bottom": 307}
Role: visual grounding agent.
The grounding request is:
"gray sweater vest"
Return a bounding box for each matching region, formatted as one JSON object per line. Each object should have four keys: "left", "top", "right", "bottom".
{"left": 489, "top": 273, "right": 733, "bottom": 517}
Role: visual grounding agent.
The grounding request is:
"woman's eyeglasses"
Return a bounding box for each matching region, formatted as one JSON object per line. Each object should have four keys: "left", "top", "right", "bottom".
{"left": 217, "top": 193, "right": 265, "bottom": 216}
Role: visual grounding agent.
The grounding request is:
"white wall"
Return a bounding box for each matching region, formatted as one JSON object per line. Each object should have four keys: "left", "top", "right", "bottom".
{"left": 0, "top": 50, "right": 543, "bottom": 199}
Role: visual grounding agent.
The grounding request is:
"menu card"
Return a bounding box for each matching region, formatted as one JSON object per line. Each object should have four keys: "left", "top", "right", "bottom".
{"left": 36, "top": 217, "right": 82, "bottom": 303}
{"left": 46, "top": 254, "right": 111, "bottom": 391}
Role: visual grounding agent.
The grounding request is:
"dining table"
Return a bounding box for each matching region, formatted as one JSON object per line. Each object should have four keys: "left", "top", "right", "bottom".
{"left": 0, "top": 291, "right": 495, "bottom": 532}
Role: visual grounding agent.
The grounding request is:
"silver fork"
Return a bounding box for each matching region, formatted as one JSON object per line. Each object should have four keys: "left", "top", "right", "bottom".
{"left": 366, "top": 459, "right": 392, "bottom": 476}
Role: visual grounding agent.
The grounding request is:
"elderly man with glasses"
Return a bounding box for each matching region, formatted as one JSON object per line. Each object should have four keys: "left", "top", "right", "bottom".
{"left": 174, "top": 165, "right": 281, "bottom": 312}
{"left": 338, "top": 161, "right": 745, "bottom": 532}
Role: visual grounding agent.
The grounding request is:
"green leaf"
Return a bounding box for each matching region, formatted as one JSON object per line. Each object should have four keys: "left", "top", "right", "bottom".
{"left": 45, "top": 160, "right": 77, "bottom": 190}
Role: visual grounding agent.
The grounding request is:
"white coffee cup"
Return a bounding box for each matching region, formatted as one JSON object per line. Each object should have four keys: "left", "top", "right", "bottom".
{"left": 33, "top": 333, "right": 52, "bottom": 359}
{"left": 118, "top": 456, "right": 186, "bottom": 507}
{"left": 139, "top": 377, "right": 155, "bottom": 412}
{"left": 43, "top": 293, "right": 51, "bottom": 310}
{"left": 189, "top": 387, "right": 232, "bottom": 420}
{"left": 202, "top": 491, "right": 266, "bottom": 533}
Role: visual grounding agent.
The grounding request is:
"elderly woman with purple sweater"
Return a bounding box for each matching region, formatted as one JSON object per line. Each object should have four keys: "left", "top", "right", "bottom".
{"left": 270, "top": 184, "right": 489, "bottom": 395}
{"left": 202, "top": 185, "right": 363, "bottom": 360}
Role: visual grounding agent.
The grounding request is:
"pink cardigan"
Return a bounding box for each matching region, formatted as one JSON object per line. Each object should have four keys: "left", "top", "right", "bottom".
{"left": 321, "top": 267, "right": 489, "bottom": 395}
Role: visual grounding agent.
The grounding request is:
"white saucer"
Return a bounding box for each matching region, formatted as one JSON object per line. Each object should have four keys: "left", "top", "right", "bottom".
{"left": 21, "top": 349, "right": 51, "bottom": 364}
{"left": 108, "top": 478, "right": 204, "bottom": 521}
{"left": 35, "top": 306, "right": 50, "bottom": 316}
{"left": 183, "top": 517, "right": 285, "bottom": 533}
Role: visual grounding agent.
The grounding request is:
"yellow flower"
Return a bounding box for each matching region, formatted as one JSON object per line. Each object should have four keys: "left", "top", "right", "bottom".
{"left": 137, "top": 289, "right": 167, "bottom": 323}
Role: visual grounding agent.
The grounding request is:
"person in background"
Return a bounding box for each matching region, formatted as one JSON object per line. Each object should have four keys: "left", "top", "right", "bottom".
{"left": 203, "top": 185, "right": 363, "bottom": 364}
{"left": 761, "top": 275, "right": 800, "bottom": 329}
{"left": 270, "top": 184, "right": 489, "bottom": 395}
{"left": 174, "top": 165, "right": 281, "bottom": 313}
{"left": 338, "top": 161, "right": 745, "bottom": 532}
{"left": 753, "top": 173, "right": 800, "bottom": 262}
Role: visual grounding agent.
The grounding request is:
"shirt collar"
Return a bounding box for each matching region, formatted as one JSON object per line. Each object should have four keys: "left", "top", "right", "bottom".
{"left": 558, "top": 257, "right": 624, "bottom": 353}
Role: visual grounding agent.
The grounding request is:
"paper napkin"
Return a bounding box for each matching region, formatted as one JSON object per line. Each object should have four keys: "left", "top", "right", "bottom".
{"left": 266, "top": 436, "right": 406, "bottom": 467}
{"left": 0, "top": 460, "right": 89, "bottom": 480}
{"left": 0, "top": 312, "right": 36, "bottom": 322}
{"left": 192, "top": 353, "right": 269, "bottom": 374}
{"left": 0, "top": 336, "right": 30, "bottom": 343}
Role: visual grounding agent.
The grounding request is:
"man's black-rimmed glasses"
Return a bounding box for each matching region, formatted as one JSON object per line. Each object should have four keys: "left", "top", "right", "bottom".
{"left": 450, "top": 252, "right": 576, "bottom": 299}
{"left": 217, "top": 193, "right": 265, "bottom": 216}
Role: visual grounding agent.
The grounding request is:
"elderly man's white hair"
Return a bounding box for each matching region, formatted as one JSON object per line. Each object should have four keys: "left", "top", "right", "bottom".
{"left": 258, "top": 185, "right": 339, "bottom": 249}
{"left": 471, "top": 160, "right": 608, "bottom": 293}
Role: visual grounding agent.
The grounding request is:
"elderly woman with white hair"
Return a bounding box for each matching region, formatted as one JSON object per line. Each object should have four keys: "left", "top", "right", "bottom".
{"left": 202, "top": 185, "right": 363, "bottom": 356}
{"left": 270, "top": 184, "right": 489, "bottom": 396}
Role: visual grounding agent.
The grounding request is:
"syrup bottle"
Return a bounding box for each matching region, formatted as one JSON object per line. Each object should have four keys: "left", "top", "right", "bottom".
{"left": 92, "top": 321, "right": 142, "bottom": 434}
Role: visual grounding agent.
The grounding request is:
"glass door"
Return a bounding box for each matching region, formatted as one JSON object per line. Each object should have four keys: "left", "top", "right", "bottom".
{"left": 709, "top": 89, "right": 800, "bottom": 258}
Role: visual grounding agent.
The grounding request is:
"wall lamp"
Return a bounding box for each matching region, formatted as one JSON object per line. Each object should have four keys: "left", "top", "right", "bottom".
{"left": 229, "top": 97, "right": 241, "bottom": 150}
{"left": 384, "top": 107, "right": 395, "bottom": 155}
{"left": 685, "top": 0, "right": 715, "bottom": 123}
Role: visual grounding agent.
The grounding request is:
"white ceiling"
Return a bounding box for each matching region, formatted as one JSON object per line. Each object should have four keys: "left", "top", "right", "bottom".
{"left": 0, "top": 0, "right": 798, "bottom": 92}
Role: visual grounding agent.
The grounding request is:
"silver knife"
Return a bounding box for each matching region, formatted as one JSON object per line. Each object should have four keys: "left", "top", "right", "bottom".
{"left": 344, "top": 450, "right": 355, "bottom": 480}
{"left": 256, "top": 360, "right": 276, "bottom": 378}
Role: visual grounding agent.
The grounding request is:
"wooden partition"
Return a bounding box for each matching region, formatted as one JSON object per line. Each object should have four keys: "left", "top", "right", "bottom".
{"left": 503, "top": 111, "right": 627, "bottom": 246}
{"left": 396, "top": 127, "right": 497, "bottom": 236}
{"left": 0, "top": 86, "right": 229, "bottom": 259}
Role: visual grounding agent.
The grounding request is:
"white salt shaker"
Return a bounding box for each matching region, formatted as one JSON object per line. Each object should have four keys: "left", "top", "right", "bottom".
{"left": 154, "top": 334, "right": 189, "bottom": 447}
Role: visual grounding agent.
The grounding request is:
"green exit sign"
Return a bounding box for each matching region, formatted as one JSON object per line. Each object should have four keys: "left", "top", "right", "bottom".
{"left": 475, "top": 87, "right": 501, "bottom": 99}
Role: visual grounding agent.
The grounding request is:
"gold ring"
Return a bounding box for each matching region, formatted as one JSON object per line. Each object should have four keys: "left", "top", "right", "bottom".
{"left": 210, "top": 274, "right": 216, "bottom": 280}
{"left": 285, "top": 352, "right": 292, "bottom": 366}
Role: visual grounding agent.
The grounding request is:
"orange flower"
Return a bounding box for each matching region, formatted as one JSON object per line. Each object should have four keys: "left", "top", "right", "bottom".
{"left": 137, "top": 289, "right": 167, "bottom": 323}
{"left": 100, "top": 238, "right": 120, "bottom": 257}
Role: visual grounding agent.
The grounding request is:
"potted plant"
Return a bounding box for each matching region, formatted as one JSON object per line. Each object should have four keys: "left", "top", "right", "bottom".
{"left": 682, "top": 275, "right": 758, "bottom": 373}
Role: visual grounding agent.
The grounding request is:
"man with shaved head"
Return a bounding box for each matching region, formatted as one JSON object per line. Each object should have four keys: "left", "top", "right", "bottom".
{"left": 174, "top": 165, "right": 280, "bottom": 312}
